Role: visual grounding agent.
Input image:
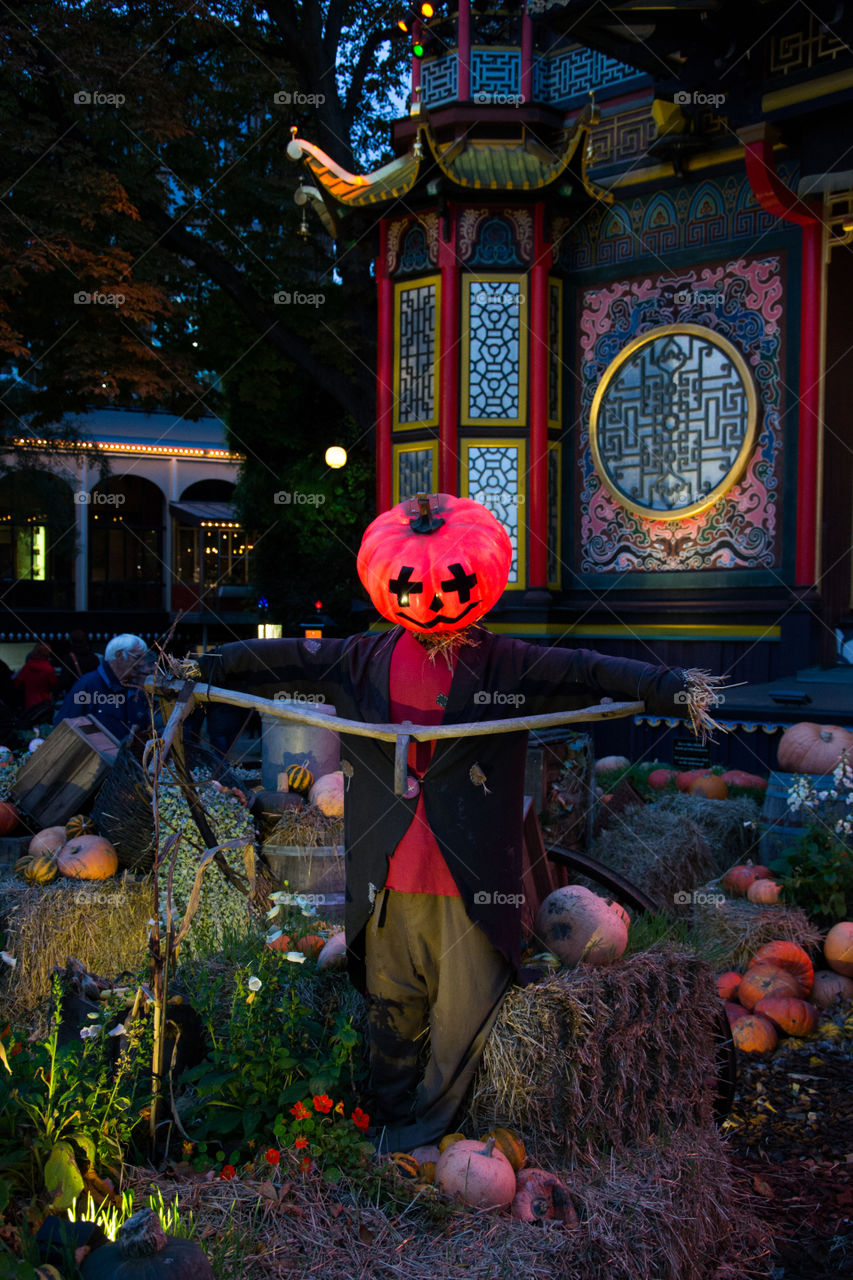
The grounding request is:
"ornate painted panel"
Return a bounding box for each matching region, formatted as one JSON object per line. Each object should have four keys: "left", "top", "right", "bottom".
{"left": 394, "top": 277, "right": 439, "bottom": 429}
{"left": 462, "top": 277, "right": 527, "bottom": 425}
{"left": 548, "top": 442, "right": 561, "bottom": 587}
{"left": 462, "top": 440, "right": 526, "bottom": 585}
{"left": 576, "top": 254, "right": 785, "bottom": 574}
{"left": 548, "top": 280, "right": 563, "bottom": 425}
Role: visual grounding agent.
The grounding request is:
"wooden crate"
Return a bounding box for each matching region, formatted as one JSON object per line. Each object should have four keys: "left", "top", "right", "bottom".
{"left": 12, "top": 717, "right": 121, "bottom": 828}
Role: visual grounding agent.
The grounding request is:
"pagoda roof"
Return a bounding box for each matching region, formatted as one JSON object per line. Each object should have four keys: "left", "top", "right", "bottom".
{"left": 286, "top": 109, "right": 599, "bottom": 212}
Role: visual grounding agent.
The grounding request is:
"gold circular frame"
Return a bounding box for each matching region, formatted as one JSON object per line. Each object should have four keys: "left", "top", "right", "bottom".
{"left": 589, "top": 323, "right": 759, "bottom": 522}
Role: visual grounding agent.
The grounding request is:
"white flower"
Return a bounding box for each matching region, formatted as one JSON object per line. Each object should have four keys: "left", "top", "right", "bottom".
{"left": 284, "top": 952, "right": 307, "bottom": 964}
{"left": 0, "top": 952, "right": 16, "bottom": 969}
{"left": 247, "top": 976, "right": 262, "bottom": 992}
{"left": 79, "top": 1026, "right": 100, "bottom": 1040}
{"left": 266, "top": 929, "right": 283, "bottom": 944}
{"left": 107, "top": 1024, "right": 126, "bottom": 1037}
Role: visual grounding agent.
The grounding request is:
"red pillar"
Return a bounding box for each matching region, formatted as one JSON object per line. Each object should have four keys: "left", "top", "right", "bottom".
{"left": 528, "top": 204, "right": 552, "bottom": 590}
{"left": 457, "top": 0, "right": 470, "bottom": 101}
{"left": 438, "top": 206, "right": 459, "bottom": 495}
{"left": 741, "top": 128, "right": 822, "bottom": 586}
{"left": 411, "top": 21, "right": 422, "bottom": 103}
{"left": 376, "top": 220, "right": 393, "bottom": 513}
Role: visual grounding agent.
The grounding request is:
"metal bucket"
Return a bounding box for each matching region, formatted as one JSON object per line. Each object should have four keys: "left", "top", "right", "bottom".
{"left": 260, "top": 701, "right": 340, "bottom": 791}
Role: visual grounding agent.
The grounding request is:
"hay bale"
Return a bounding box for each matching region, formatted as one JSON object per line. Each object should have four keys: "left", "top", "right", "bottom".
{"left": 0, "top": 870, "right": 152, "bottom": 1022}
{"left": 466, "top": 945, "right": 720, "bottom": 1168}
{"left": 588, "top": 807, "right": 716, "bottom": 912}
{"left": 691, "top": 895, "right": 823, "bottom": 971}
{"left": 123, "top": 1125, "right": 767, "bottom": 1280}
{"left": 646, "top": 794, "right": 762, "bottom": 871}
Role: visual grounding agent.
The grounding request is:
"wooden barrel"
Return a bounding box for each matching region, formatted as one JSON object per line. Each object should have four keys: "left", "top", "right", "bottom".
{"left": 262, "top": 843, "right": 345, "bottom": 898}
{"left": 759, "top": 771, "right": 840, "bottom": 863}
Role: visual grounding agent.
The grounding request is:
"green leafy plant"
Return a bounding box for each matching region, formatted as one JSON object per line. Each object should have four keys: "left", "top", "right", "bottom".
{"left": 769, "top": 760, "right": 853, "bottom": 922}
{"left": 273, "top": 1094, "right": 374, "bottom": 1184}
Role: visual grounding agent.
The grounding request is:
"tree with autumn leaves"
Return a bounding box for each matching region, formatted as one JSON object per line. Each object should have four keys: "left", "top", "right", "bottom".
{"left": 0, "top": 0, "right": 408, "bottom": 627}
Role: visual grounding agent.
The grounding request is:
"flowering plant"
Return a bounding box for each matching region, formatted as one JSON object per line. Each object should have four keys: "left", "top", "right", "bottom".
{"left": 273, "top": 1094, "right": 374, "bottom": 1183}
{"left": 774, "top": 755, "right": 853, "bottom": 921}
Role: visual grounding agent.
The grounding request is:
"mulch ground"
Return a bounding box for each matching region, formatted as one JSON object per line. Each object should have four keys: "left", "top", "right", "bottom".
{"left": 723, "top": 1022, "right": 853, "bottom": 1280}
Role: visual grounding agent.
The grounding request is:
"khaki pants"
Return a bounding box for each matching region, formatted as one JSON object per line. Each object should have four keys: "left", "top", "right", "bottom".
{"left": 364, "top": 888, "right": 514, "bottom": 1152}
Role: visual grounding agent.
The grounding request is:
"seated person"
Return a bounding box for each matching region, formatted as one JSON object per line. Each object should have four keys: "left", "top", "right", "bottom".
{"left": 55, "top": 633, "right": 152, "bottom": 741}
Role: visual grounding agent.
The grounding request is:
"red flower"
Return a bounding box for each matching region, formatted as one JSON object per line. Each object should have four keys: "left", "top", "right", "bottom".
{"left": 289, "top": 1101, "right": 311, "bottom": 1120}
{"left": 312, "top": 1094, "right": 333, "bottom": 1113}
{"left": 299, "top": 1155, "right": 312, "bottom": 1172}
{"left": 351, "top": 1107, "right": 370, "bottom": 1132}
{"left": 265, "top": 1148, "right": 280, "bottom": 1165}
{"left": 294, "top": 1136, "right": 309, "bottom": 1150}
{"left": 219, "top": 1164, "right": 237, "bottom": 1180}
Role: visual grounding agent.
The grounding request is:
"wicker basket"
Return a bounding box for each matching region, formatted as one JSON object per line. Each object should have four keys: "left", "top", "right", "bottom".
{"left": 90, "top": 731, "right": 157, "bottom": 871}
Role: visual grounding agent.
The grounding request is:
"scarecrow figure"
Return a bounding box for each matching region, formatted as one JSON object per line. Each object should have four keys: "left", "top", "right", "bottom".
{"left": 200, "top": 493, "right": 721, "bottom": 1152}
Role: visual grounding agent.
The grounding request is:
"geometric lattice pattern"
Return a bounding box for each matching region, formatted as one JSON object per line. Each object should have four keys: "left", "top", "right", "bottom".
{"left": 422, "top": 53, "right": 459, "bottom": 108}
{"left": 398, "top": 283, "right": 436, "bottom": 424}
{"left": 593, "top": 329, "right": 753, "bottom": 513}
{"left": 466, "top": 445, "right": 520, "bottom": 583}
{"left": 465, "top": 279, "right": 522, "bottom": 420}
{"left": 471, "top": 49, "right": 521, "bottom": 100}
{"left": 397, "top": 447, "right": 434, "bottom": 501}
{"left": 533, "top": 44, "right": 641, "bottom": 104}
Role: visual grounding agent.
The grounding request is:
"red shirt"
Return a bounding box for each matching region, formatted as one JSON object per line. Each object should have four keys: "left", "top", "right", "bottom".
{"left": 386, "top": 630, "right": 460, "bottom": 896}
{"left": 14, "top": 657, "right": 58, "bottom": 709}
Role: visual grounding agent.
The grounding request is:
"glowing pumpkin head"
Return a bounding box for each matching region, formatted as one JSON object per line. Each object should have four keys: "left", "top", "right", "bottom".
{"left": 357, "top": 493, "right": 512, "bottom": 634}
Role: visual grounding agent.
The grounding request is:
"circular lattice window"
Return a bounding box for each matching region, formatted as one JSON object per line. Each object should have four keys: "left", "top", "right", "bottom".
{"left": 590, "top": 323, "right": 758, "bottom": 520}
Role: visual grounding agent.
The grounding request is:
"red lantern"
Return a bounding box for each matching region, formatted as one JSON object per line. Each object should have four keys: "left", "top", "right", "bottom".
{"left": 357, "top": 493, "right": 512, "bottom": 634}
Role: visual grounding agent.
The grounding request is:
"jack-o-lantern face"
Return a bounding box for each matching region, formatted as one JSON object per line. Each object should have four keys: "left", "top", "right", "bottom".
{"left": 357, "top": 493, "right": 512, "bottom": 634}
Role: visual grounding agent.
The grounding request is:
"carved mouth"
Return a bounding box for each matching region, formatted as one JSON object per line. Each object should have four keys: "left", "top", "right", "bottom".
{"left": 395, "top": 601, "right": 479, "bottom": 629}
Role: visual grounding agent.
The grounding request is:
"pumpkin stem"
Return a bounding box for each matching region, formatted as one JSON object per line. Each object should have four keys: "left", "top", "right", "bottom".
{"left": 409, "top": 492, "right": 445, "bottom": 534}
{"left": 117, "top": 1209, "right": 168, "bottom": 1257}
{"left": 481, "top": 1135, "right": 496, "bottom": 1158}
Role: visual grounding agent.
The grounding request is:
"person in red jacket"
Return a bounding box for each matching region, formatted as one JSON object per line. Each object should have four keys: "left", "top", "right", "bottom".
{"left": 13, "top": 642, "right": 58, "bottom": 714}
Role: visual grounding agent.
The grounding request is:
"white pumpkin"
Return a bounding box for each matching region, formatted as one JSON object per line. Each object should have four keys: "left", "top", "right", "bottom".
{"left": 309, "top": 771, "right": 344, "bottom": 818}
{"left": 534, "top": 885, "right": 628, "bottom": 967}
{"left": 594, "top": 755, "right": 630, "bottom": 776}
{"left": 317, "top": 931, "right": 347, "bottom": 969}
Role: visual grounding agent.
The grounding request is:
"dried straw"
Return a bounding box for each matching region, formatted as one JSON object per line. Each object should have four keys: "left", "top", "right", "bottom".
{"left": 414, "top": 623, "right": 482, "bottom": 669}
{"left": 647, "top": 794, "right": 763, "bottom": 872}
{"left": 265, "top": 805, "right": 344, "bottom": 849}
{"left": 122, "top": 1124, "right": 767, "bottom": 1280}
{"left": 690, "top": 894, "right": 824, "bottom": 971}
{"left": 466, "top": 945, "right": 722, "bottom": 1168}
{"left": 681, "top": 668, "right": 735, "bottom": 744}
{"left": 588, "top": 806, "right": 717, "bottom": 912}
{"left": 0, "top": 871, "right": 152, "bottom": 1026}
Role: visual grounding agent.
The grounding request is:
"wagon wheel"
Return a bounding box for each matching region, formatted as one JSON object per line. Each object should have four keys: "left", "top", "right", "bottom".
{"left": 545, "top": 842, "right": 737, "bottom": 1123}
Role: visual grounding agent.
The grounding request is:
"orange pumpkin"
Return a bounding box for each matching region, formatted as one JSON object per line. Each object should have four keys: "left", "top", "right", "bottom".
{"left": 824, "top": 921, "right": 853, "bottom": 977}
{"left": 721, "top": 771, "right": 767, "bottom": 791}
{"left": 648, "top": 769, "right": 676, "bottom": 790}
{"left": 731, "top": 1013, "right": 778, "bottom": 1053}
{"left": 724, "top": 1001, "right": 749, "bottom": 1025}
{"left": 480, "top": 1128, "right": 526, "bottom": 1173}
{"left": 676, "top": 769, "right": 711, "bottom": 793}
{"left": 811, "top": 970, "right": 853, "bottom": 1008}
{"left": 737, "top": 964, "right": 804, "bottom": 1010}
{"left": 777, "top": 723, "right": 853, "bottom": 774}
{"left": 55, "top": 834, "right": 118, "bottom": 880}
{"left": 747, "top": 878, "right": 782, "bottom": 905}
{"left": 753, "top": 996, "right": 819, "bottom": 1037}
{"left": 722, "top": 863, "right": 772, "bottom": 897}
{"left": 716, "top": 971, "right": 742, "bottom": 1001}
{"left": 689, "top": 774, "right": 729, "bottom": 801}
{"left": 749, "top": 941, "right": 814, "bottom": 995}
